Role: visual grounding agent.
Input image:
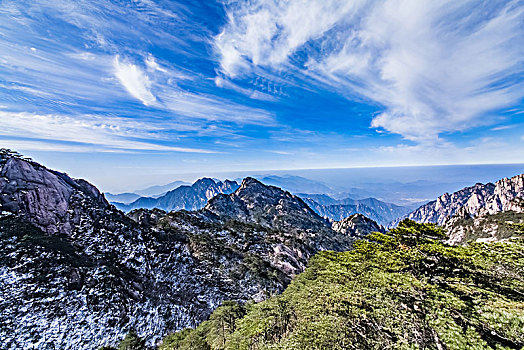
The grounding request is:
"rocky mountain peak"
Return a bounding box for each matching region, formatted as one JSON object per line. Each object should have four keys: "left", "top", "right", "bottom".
{"left": 443, "top": 198, "right": 524, "bottom": 245}
{"left": 0, "top": 153, "right": 108, "bottom": 234}
{"left": 192, "top": 177, "right": 216, "bottom": 188}
{"left": 392, "top": 173, "right": 524, "bottom": 230}
{"left": 113, "top": 177, "right": 240, "bottom": 212}
{"left": 235, "top": 176, "right": 278, "bottom": 197}
{"left": 332, "top": 213, "right": 385, "bottom": 239}
{"left": 0, "top": 154, "right": 366, "bottom": 349}
{"left": 205, "top": 176, "right": 326, "bottom": 232}
{"left": 240, "top": 176, "right": 263, "bottom": 187}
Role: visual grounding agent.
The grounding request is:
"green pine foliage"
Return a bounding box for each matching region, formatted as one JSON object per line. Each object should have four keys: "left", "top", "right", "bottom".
{"left": 118, "top": 329, "right": 146, "bottom": 350}
{"left": 159, "top": 220, "right": 524, "bottom": 350}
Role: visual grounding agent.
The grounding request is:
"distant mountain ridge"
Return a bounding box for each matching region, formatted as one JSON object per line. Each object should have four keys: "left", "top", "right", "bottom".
{"left": 133, "top": 180, "right": 189, "bottom": 197}
{"left": 112, "top": 176, "right": 411, "bottom": 226}
{"left": 298, "top": 193, "right": 410, "bottom": 226}
{"left": 113, "top": 178, "right": 239, "bottom": 212}
{"left": 104, "top": 192, "right": 141, "bottom": 204}
{"left": 392, "top": 173, "right": 524, "bottom": 227}
{"left": 105, "top": 181, "right": 191, "bottom": 204}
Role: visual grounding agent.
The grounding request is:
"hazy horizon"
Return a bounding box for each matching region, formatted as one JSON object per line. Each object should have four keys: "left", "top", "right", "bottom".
{"left": 90, "top": 162, "right": 524, "bottom": 206}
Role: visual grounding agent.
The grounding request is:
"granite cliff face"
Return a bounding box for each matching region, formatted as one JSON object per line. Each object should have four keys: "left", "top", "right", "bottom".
{"left": 443, "top": 198, "right": 524, "bottom": 245}
{"left": 392, "top": 173, "right": 524, "bottom": 227}
{"left": 0, "top": 153, "right": 379, "bottom": 350}
{"left": 0, "top": 154, "right": 108, "bottom": 234}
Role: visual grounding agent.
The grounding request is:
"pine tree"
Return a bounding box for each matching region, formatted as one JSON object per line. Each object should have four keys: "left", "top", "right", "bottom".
{"left": 118, "top": 329, "right": 146, "bottom": 350}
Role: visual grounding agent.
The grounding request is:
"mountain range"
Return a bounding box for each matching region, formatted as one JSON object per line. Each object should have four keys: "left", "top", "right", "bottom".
{"left": 0, "top": 151, "right": 376, "bottom": 349}
{"left": 110, "top": 178, "right": 410, "bottom": 226}
{"left": 298, "top": 194, "right": 410, "bottom": 226}
{"left": 393, "top": 174, "right": 524, "bottom": 226}
{"left": 1, "top": 149, "right": 523, "bottom": 349}
{"left": 112, "top": 178, "right": 239, "bottom": 212}
{"left": 105, "top": 181, "right": 190, "bottom": 204}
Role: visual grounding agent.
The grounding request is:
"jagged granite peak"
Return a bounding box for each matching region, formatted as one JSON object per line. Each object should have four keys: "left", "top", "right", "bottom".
{"left": 205, "top": 177, "right": 329, "bottom": 233}
{"left": 0, "top": 154, "right": 356, "bottom": 349}
{"left": 332, "top": 213, "right": 385, "bottom": 239}
{"left": 391, "top": 173, "right": 524, "bottom": 227}
{"left": 0, "top": 152, "right": 108, "bottom": 234}
{"left": 483, "top": 174, "right": 524, "bottom": 214}
{"left": 113, "top": 177, "right": 239, "bottom": 212}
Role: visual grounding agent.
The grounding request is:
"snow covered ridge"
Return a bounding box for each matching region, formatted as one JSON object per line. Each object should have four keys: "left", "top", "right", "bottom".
{"left": 0, "top": 153, "right": 377, "bottom": 349}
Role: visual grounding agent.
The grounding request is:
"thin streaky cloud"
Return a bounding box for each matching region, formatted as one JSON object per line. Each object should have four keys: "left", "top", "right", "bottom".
{"left": 0, "top": 112, "right": 217, "bottom": 153}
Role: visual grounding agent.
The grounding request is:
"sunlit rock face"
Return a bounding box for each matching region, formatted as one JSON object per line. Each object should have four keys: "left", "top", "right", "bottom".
{"left": 392, "top": 174, "right": 524, "bottom": 227}
{"left": 443, "top": 199, "right": 524, "bottom": 245}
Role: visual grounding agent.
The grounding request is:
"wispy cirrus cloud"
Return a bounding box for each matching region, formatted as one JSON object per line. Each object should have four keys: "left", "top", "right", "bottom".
{"left": 113, "top": 56, "right": 157, "bottom": 106}
{"left": 216, "top": 0, "right": 524, "bottom": 141}
{"left": 0, "top": 0, "right": 274, "bottom": 128}
{"left": 0, "top": 111, "right": 216, "bottom": 153}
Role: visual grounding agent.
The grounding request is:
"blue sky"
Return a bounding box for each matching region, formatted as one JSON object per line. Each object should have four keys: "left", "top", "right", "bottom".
{"left": 1, "top": 0, "right": 523, "bottom": 191}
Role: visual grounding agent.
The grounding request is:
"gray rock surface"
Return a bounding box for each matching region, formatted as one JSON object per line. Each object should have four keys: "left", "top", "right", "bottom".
{"left": 0, "top": 155, "right": 108, "bottom": 234}
{"left": 332, "top": 213, "right": 385, "bottom": 239}
{"left": 391, "top": 173, "right": 524, "bottom": 227}
{"left": 443, "top": 198, "right": 524, "bottom": 245}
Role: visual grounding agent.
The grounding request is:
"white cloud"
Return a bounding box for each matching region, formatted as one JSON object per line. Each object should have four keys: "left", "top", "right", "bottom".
{"left": 0, "top": 1, "right": 277, "bottom": 130}
{"left": 214, "top": 76, "right": 278, "bottom": 102}
{"left": 217, "top": 0, "right": 524, "bottom": 141}
{"left": 0, "top": 111, "right": 216, "bottom": 153}
{"left": 215, "top": 0, "right": 365, "bottom": 76}
{"left": 160, "top": 90, "right": 275, "bottom": 124}
{"left": 145, "top": 54, "right": 168, "bottom": 73}
{"left": 491, "top": 125, "right": 513, "bottom": 131}
{"left": 113, "top": 56, "right": 157, "bottom": 106}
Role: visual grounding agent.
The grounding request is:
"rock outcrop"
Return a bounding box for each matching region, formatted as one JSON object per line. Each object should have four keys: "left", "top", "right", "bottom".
{"left": 443, "top": 198, "right": 524, "bottom": 245}
{"left": 391, "top": 173, "right": 524, "bottom": 227}
{"left": 0, "top": 154, "right": 108, "bottom": 234}
{"left": 332, "top": 213, "right": 385, "bottom": 239}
